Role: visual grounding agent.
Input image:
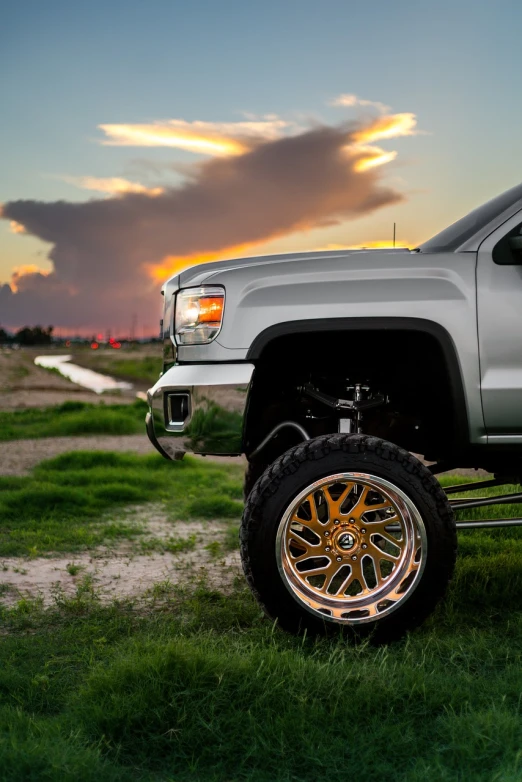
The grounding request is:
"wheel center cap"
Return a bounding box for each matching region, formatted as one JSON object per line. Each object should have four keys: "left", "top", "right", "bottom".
{"left": 337, "top": 532, "right": 356, "bottom": 550}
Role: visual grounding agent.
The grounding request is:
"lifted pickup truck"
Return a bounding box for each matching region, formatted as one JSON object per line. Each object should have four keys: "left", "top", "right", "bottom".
{"left": 146, "top": 182, "right": 522, "bottom": 642}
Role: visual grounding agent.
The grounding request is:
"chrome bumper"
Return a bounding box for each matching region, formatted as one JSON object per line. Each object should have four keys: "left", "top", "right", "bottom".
{"left": 146, "top": 362, "right": 254, "bottom": 459}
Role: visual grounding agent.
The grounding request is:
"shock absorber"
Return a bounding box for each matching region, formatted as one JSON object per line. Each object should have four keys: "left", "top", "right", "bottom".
{"left": 302, "top": 383, "right": 385, "bottom": 435}
{"left": 340, "top": 384, "right": 370, "bottom": 433}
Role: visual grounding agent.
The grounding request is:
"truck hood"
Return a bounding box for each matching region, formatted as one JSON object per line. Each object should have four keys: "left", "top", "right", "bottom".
{"left": 177, "top": 248, "right": 413, "bottom": 289}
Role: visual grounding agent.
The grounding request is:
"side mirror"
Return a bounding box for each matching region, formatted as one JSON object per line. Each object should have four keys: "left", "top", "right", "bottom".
{"left": 493, "top": 226, "right": 522, "bottom": 265}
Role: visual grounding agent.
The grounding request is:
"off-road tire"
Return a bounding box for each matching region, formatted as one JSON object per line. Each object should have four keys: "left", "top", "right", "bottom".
{"left": 243, "top": 459, "right": 270, "bottom": 501}
{"left": 240, "top": 433, "right": 456, "bottom": 643}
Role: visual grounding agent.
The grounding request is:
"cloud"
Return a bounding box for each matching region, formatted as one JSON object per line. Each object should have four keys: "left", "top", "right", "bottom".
{"left": 61, "top": 176, "right": 164, "bottom": 197}
{"left": 9, "top": 265, "right": 51, "bottom": 292}
{"left": 1, "top": 121, "right": 405, "bottom": 331}
{"left": 319, "top": 240, "right": 411, "bottom": 251}
{"left": 98, "top": 117, "right": 291, "bottom": 156}
{"left": 330, "top": 94, "right": 391, "bottom": 113}
{"left": 351, "top": 146, "right": 398, "bottom": 172}
{"left": 352, "top": 113, "right": 418, "bottom": 143}
{"left": 339, "top": 114, "right": 418, "bottom": 172}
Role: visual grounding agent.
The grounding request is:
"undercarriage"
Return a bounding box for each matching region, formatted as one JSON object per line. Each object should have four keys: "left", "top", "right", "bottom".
{"left": 247, "top": 380, "right": 522, "bottom": 532}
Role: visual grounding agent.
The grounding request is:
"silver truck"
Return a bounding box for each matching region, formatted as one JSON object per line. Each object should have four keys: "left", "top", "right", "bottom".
{"left": 146, "top": 182, "right": 522, "bottom": 642}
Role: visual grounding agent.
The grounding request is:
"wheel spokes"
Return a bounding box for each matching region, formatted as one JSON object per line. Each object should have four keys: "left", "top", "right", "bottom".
{"left": 367, "top": 538, "right": 401, "bottom": 563}
{"left": 347, "top": 485, "right": 371, "bottom": 517}
{"left": 302, "top": 556, "right": 370, "bottom": 597}
{"left": 363, "top": 518, "right": 400, "bottom": 534}
{"left": 323, "top": 482, "right": 396, "bottom": 522}
{"left": 321, "top": 560, "right": 349, "bottom": 593}
{"left": 289, "top": 520, "right": 323, "bottom": 548}
{"left": 324, "top": 482, "right": 355, "bottom": 518}
{"left": 293, "top": 492, "right": 328, "bottom": 537}
{"left": 345, "top": 558, "right": 366, "bottom": 592}
{"left": 283, "top": 474, "right": 422, "bottom": 618}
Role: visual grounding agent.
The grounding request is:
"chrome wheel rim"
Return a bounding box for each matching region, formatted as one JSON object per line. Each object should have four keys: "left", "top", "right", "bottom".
{"left": 276, "top": 472, "right": 427, "bottom": 624}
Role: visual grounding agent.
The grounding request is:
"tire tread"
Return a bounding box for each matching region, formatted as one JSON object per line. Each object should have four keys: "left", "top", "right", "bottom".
{"left": 240, "top": 434, "right": 456, "bottom": 642}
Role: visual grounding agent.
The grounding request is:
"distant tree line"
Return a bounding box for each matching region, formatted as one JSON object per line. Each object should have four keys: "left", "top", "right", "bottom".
{"left": 0, "top": 325, "right": 54, "bottom": 345}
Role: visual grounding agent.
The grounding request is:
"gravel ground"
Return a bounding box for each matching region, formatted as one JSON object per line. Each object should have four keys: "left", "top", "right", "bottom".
{"left": 0, "top": 506, "right": 241, "bottom": 606}
{"left": 0, "top": 549, "right": 241, "bottom": 607}
{"left": 0, "top": 435, "right": 246, "bottom": 476}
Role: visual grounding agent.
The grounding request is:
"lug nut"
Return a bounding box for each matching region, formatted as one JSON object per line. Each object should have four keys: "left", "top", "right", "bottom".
{"left": 362, "top": 543, "right": 368, "bottom": 549}
{"left": 325, "top": 546, "right": 331, "bottom": 552}
{"left": 352, "top": 555, "right": 357, "bottom": 561}
{"left": 334, "top": 519, "right": 340, "bottom": 525}
{"left": 324, "top": 531, "right": 330, "bottom": 537}
{"left": 349, "top": 518, "right": 355, "bottom": 523}
{"left": 336, "top": 556, "right": 343, "bottom": 562}
{"left": 360, "top": 528, "right": 366, "bottom": 534}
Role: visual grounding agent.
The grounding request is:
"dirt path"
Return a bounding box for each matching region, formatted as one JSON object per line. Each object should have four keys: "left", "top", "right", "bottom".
{"left": 0, "top": 506, "right": 242, "bottom": 606}
{"left": 0, "top": 549, "right": 241, "bottom": 606}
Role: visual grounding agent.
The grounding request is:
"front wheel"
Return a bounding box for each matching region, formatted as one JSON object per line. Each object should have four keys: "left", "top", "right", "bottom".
{"left": 240, "top": 434, "right": 456, "bottom": 643}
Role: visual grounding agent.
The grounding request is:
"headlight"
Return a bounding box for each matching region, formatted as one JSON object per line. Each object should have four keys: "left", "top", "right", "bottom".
{"left": 174, "top": 286, "right": 225, "bottom": 345}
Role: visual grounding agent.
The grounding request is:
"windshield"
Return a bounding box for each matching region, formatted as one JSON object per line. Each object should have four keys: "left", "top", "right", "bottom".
{"left": 420, "top": 183, "right": 522, "bottom": 252}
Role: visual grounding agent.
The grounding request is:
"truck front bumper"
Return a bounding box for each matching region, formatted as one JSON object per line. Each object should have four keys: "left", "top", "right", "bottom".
{"left": 146, "top": 362, "right": 255, "bottom": 459}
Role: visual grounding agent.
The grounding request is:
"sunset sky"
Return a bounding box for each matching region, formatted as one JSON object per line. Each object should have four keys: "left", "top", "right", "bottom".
{"left": 1, "top": 0, "right": 521, "bottom": 334}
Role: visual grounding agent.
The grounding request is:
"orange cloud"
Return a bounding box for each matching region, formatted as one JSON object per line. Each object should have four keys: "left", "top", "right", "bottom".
{"left": 348, "top": 239, "right": 411, "bottom": 249}
{"left": 98, "top": 118, "right": 289, "bottom": 156}
{"left": 10, "top": 220, "right": 26, "bottom": 234}
{"left": 353, "top": 113, "right": 418, "bottom": 143}
{"left": 63, "top": 176, "right": 164, "bottom": 196}
{"left": 320, "top": 240, "right": 411, "bottom": 250}
{"left": 351, "top": 145, "right": 398, "bottom": 171}
{"left": 149, "top": 241, "right": 268, "bottom": 282}
{"left": 10, "top": 264, "right": 51, "bottom": 292}
{"left": 151, "top": 233, "right": 413, "bottom": 283}
{"left": 343, "top": 113, "right": 419, "bottom": 174}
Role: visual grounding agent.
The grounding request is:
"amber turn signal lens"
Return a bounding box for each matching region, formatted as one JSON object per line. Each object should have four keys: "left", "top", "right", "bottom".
{"left": 197, "top": 297, "right": 224, "bottom": 323}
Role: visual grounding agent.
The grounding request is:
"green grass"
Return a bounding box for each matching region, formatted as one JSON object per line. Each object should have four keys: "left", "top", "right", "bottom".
{"left": 0, "top": 450, "right": 243, "bottom": 556}
{"left": 4, "top": 460, "right": 522, "bottom": 779}
{"left": 0, "top": 400, "right": 149, "bottom": 440}
{"left": 4, "top": 552, "right": 522, "bottom": 781}
{"left": 72, "top": 353, "right": 161, "bottom": 385}
{"left": 38, "top": 364, "right": 75, "bottom": 383}
{"left": 138, "top": 533, "right": 197, "bottom": 555}
{"left": 109, "top": 356, "right": 161, "bottom": 383}
{"left": 0, "top": 388, "right": 242, "bottom": 455}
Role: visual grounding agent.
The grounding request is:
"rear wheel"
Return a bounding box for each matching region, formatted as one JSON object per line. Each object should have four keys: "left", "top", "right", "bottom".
{"left": 240, "top": 434, "right": 456, "bottom": 643}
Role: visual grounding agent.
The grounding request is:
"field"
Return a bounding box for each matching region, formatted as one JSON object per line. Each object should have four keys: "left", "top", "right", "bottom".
{"left": 0, "top": 345, "right": 161, "bottom": 411}
{"left": 3, "top": 351, "right": 522, "bottom": 780}
{"left": 0, "top": 400, "right": 147, "bottom": 441}
{"left": 69, "top": 348, "right": 162, "bottom": 386}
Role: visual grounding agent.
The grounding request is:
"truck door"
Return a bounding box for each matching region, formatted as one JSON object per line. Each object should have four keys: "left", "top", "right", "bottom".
{"left": 477, "top": 208, "right": 522, "bottom": 435}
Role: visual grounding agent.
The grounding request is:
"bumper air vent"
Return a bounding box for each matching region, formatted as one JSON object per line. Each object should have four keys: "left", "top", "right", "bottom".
{"left": 166, "top": 392, "right": 190, "bottom": 429}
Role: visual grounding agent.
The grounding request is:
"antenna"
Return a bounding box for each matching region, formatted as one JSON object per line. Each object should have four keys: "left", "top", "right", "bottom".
{"left": 393, "top": 223, "right": 396, "bottom": 248}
